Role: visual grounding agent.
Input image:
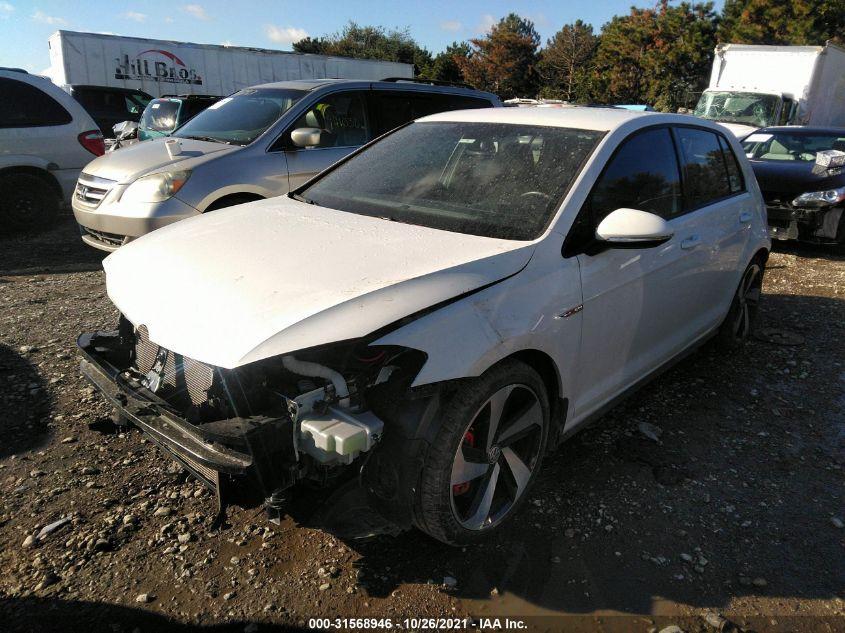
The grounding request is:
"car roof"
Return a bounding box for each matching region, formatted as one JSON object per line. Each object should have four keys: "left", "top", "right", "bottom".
{"left": 754, "top": 126, "right": 845, "bottom": 136}
{"left": 417, "top": 106, "right": 715, "bottom": 132}
{"left": 249, "top": 78, "right": 497, "bottom": 99}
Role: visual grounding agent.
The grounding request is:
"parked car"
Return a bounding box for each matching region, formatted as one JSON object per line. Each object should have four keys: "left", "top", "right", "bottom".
{"left": 742, "top": 126, "right": 845, "bottom": 243}
{"left": 78, "top": 107, "right": 770, "bottom": 544}
{"left": 137, "top": 95, "right": 222, "bottom": 141}
{"left": 0, "top": 68, "right": 104, "bottom": 234}
{"left": 71, "top": 78, "right": 501, "bottom": 251}
{"left": 65, "top": 85, "right": 152, "bottom": 137}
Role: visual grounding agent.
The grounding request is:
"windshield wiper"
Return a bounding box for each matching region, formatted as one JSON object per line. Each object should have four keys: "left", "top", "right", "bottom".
{"left": 290, "top": 192, "right": 315, "bottom": 205}
{"left": 179, "top": 135, "right": 233, "bottom": 145}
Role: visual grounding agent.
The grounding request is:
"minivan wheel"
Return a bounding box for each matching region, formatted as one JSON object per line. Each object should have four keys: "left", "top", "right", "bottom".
{"left": 0, "top": 173, "right": 60, "bottom": 235}
{"left": 414, "top": 360, "right": 549, "bottom": 545}
{"left": 717, "top": 259, "right": 764, "bottom": 349}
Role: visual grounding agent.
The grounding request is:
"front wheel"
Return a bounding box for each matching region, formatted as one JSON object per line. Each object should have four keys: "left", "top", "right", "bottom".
{"left": 716, "top": 259, "right": 764, "bottom": 349}
{"left": 414, "top": 360, "right": 550, "bottom": 545}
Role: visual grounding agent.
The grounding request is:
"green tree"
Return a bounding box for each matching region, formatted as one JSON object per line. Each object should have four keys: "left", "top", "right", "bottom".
{"left": 292, "top": 22, "right": 433, "bottom": 75}
{"left": 419, "top": 42, "right": 471, "bottom": 84}
{"left": 537, "top": 20, "right": 598, "bottom": 102}
{"left": 719, "top": 0, "right": 845, "bottom": 45}
{"left": 590, "top": 1, "right": 717, "bottom": 111}
{"left": 457, "top": 13, "right": 541, "bottom": 99}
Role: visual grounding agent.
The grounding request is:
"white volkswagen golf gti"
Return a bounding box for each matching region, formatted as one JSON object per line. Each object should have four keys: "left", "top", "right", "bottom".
{"left": 79, "top": 107, "right": 769, "bottom": 544}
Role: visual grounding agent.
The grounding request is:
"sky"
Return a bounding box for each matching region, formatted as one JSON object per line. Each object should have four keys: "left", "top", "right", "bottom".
{"left": 0, "top": 0, "right": 726, "bottom": 74}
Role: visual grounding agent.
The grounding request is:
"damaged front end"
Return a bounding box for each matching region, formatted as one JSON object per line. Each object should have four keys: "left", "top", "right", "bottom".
{"left": 78, "top": 316, "right": 429, "bottom": 531}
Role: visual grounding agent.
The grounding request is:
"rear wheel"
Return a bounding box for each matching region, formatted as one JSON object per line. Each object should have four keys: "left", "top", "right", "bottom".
{"left": 717, "top": 259, "right": 764, "bottom": 349}
{"left": 0, "top": 173, "right": 60, "bottom": 235}
{"left": 414, "top": 360, "right": 549, "bottom": 545}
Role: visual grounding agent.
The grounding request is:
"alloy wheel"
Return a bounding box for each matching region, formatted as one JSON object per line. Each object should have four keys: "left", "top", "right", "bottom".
{"left": 449, "top": 384, "right": 545, "bottom": 530}
{"left": 731, "top": 263, "right": 762, "bottom": 339}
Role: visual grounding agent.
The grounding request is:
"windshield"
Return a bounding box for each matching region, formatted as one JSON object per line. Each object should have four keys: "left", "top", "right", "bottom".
{"left": 742, "top": 131, "right": 845, "bottom": 162}
{"left": 174, "top": 88, "right": 306, "bottom": 145}
{"left": 139, "top": 99, "right": 180, "bottom": 133}
{"left": 299, "top": 121, "right": 604, "bottom": 241}
{"left": 694, "top": 91, "right": 780, "bottom": 127}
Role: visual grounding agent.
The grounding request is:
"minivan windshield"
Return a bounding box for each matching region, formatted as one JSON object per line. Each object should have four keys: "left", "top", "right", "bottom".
{"left": 299, "top": 121, "right": 604, "bottom": 240}
{"left": 139, "top": 99, "right": 180, "bottom": 133}
{"left": 174, "top": 88, "right": 305, "bottom": 145}
{"left": 694, "top": 91, "right": 780, "bottom": 128}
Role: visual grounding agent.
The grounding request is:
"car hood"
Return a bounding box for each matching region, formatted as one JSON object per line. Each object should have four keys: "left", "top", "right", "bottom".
{"left": 103, "top": 196, "right": 535, "bottom": 368}
{"left": 83, "top": 137, "right": 238, "bottom": 184}
{"left": 751, "top": 160, "right": 845, "bottom": 200}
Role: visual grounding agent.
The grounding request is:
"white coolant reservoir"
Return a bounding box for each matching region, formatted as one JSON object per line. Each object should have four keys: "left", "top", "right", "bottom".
{"left": 299, "top": 407, "right": 384, "bottom": 465}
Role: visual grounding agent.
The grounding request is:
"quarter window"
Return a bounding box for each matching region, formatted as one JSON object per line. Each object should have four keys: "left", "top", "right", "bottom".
{"left": 675, "top": 128, "right": 732, "bottom": 208}
{"left": 0, "top": 78, "right": 72, "bottom": 128}
{"left": 589, "top": 127, "right": 683, "bottom": 223}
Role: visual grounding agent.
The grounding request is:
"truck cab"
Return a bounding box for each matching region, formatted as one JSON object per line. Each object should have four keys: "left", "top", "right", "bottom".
{"left": 694, "top": 89, "right": 797, "bottom": 138}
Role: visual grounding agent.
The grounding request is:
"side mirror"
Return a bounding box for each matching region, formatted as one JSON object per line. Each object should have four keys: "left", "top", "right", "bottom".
{"left": 595, "top": 208, "right": 673, "bottom": 248}
{"left": 291, "top": 127, "right": 323, "bottom": 148}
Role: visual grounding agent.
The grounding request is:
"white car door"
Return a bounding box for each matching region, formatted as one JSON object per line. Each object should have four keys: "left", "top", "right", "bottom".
{"left": 673, "top": 127, "right": 753, "bottom": 326}
{"left": 567, "top": 126, "right": 713, "bottom": 420}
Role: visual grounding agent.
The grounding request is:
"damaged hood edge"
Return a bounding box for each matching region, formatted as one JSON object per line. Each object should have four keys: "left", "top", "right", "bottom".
{"left": 103, "top": 197, "right": 536, "bottom": 369}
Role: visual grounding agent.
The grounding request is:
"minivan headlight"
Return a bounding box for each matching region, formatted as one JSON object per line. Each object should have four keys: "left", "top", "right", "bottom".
{"left": 121, "top": 170, "right": 191, "bottom": 204}
{"left": 792, "top": 186, "right": 845, "bottom": 208}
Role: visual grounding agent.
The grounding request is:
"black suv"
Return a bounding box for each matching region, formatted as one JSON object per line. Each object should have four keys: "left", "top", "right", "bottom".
{"left": 66, "top": 85, "right": 152, "bottom": 137}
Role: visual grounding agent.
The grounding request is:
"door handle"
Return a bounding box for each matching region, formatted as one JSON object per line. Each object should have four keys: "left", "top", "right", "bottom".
{"left": 680, "top": 235, "right": 701, "bottom": 250}
{"left": 739, "top": 210, "right": 753, "bottom": 223}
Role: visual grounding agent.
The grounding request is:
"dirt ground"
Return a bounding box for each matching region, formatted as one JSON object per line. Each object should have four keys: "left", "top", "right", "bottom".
{"left": 0, "top": 218, "right": 843, "bottom": 633}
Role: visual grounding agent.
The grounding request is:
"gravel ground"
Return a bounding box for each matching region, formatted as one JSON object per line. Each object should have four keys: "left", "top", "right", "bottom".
{"left": 0, "top": 219, "right": 843, "bottom": 633}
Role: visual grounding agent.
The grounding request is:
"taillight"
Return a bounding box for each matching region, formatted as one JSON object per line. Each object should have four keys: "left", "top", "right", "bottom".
{"left": 78, "top": 130, "right": 105, "bottom": 156}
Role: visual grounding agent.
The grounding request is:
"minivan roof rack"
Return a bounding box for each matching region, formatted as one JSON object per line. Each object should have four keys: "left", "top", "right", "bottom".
{"left": 159, "top": 94, "right": 222, "bottom": 99}
{"left": 0, "top": 67, "right": 29, "bottom": 74}
{"left": 381, "top": 77, "right": 473, "bottom": 90}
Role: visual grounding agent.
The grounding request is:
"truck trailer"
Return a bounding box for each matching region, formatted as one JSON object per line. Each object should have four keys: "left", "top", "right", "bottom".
{"left": 693, "top": 42, "right": 845, "bottom": 137}
{"left": 46, "top": 30, "right": 414, "bottom": 98}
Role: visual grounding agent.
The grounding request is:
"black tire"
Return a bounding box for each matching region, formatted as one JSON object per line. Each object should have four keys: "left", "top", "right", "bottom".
{"left": 0, "top": 173, "right": 60, "bottom": 235}
{"left": 205, "top": 195, "right": 261, "bottom": 212}
{"left": 716, "top": 257, "right": 765, "bottom": 349}
{"left": 414, "top": 359, "right": 550, "bottom": 545}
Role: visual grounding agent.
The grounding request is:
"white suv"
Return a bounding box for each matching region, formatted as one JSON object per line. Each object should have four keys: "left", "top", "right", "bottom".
{"left": 79, "top": 107, "right": 769, "bottom": 544}
{"left": 0, "top": 68, "right": 103, "bottom": 234}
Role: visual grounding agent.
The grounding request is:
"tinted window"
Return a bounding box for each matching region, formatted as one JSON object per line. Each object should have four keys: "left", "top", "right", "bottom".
{"left": 676, "top": 128, "right": 731, "bottom": 207}
{"left": 590, "top": 128, "right": 682, "bottom": 222}
{"left": 301, "top": 121, "right": 603, "bottom": 241}
{"left": 718, "top": 135, "right": 744, "bottom": 193}
{"left": 0, "top": 78, "right": 72, "bottom": 128}
{"left": 370, "top": 91, "right": 492, "bottom": 137}
{"left": 287, "top": 91, "right": 370, "bottom": 148}
{"left": 74, "top": 89, "right": 148, "bottom": 116}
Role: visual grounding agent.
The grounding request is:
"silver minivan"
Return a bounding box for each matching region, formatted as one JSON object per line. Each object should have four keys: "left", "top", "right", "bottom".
{"left": 72, "top": 79, "right": 500, "bottom": 251}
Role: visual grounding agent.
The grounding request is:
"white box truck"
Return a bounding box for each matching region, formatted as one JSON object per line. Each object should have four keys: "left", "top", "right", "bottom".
{"left": 46, "top": 30, "right": 413, "bottom": 98}
{"left": 693, "top": 42, "right": 845, "bottom": 137}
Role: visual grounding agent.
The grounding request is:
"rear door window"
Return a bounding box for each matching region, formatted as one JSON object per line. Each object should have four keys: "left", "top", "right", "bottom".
{"left": 0, "top": 78, "right": 72, "bottom": 128}
{"left": 675, "top": 127, "right": 732, "bottom": 208}
{"left": 589, "top": 127, "right": 683, "bottom": 223}
{"left": 370, "top": 91, "right": 492, "bottom": 137}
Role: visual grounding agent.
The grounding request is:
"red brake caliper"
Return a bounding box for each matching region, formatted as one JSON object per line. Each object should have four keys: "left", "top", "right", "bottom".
{"left": 453, "top": 430, "right": 475, "bottom": 496}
